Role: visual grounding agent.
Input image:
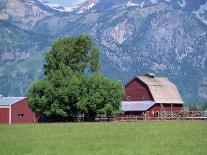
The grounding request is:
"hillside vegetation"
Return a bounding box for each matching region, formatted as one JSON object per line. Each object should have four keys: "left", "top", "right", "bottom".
{"left": 0, "top": 0, "right": 207, "bottom": 103}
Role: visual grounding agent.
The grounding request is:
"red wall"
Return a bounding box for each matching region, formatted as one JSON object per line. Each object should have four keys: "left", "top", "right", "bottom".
{"left": 0, "top": 108, "right": 9, "bottom": 124}
{"left": 11, "top": 98, "right": 37, "bottom": 123}
{"left": 147, "top": 104, "right": 183, "bottom": 117}
{"left": 123, "top": 78, "right": 183, "bottom": 116}
{"left": 124, "top": 78, "right": 153, "bottom": 101}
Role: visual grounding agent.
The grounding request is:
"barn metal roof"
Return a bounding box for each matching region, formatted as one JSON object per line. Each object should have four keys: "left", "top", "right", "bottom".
{"left": 0, "top": 97, "right": 26, "bottom": 106}
{"left": 121, "top": 101, "right": 155, "bottom": 111}
{"left": 137, "top": 76, "right": 184, "bottom": 104}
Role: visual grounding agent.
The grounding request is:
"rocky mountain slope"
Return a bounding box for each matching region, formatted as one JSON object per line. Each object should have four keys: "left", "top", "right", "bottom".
{"left": 0, "top": 0, "right": 207, "bottom": 103}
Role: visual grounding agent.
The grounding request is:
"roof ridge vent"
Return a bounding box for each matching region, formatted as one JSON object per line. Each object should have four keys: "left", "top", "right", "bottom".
{"left": 145, "top": 72, "right": 156, "bottom": 78}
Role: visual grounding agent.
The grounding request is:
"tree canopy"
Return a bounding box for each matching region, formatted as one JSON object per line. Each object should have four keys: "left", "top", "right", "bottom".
{"left": 44, "top": 35, "right": 100, "bottom": 75}
{"left": 28, "top": 35, "right": 124, "bottom": 121}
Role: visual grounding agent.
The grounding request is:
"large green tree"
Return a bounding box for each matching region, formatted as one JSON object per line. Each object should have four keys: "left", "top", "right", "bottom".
{"left": 44, "top": 35, "right": 100, "bottom": 75}
{"left": 77, "top": 73, "right": 123, "bottom": 121}
{"left": 28, "top": 35, "right": 124, "bottom": 122}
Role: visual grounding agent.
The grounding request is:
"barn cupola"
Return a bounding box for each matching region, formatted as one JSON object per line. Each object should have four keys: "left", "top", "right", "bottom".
{"left": 145, "top": 72, "right": 156, "bottom": 78}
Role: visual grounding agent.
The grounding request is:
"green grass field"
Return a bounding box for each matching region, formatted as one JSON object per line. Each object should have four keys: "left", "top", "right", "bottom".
{"left": 0, "top": 121, "right": 206, "bottom": 155}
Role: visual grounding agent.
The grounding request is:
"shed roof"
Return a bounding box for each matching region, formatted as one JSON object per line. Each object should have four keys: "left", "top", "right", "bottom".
{"left": 121, "top": 101, "right": 155, "bottom": 111}
{"left": 0, "top": 97, "right": 26, "bottom": 106}
{"left": 137, "top": 76, "right": 184, "bottom": 104}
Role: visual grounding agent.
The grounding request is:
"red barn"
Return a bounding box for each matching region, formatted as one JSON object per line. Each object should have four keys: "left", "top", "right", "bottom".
{"left": 0, "top": 97, "right": 37, "bottom": 124}
{"left": 121, "top": 73, "right": 184, "bottom": 117}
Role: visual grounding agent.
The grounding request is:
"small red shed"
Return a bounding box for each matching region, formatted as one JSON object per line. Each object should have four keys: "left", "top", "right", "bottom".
{"left": 0, "top": 97, "right": 37, "bottom": 124}
{"left": 121, "top": 73, "right": 184, "bottom": 117}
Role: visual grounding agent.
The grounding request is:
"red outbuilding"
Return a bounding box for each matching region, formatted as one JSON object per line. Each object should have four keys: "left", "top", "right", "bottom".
{"left": 121, "top": 73, "right": 184, "bottom": 117}
{"left": 0, "top": 97, "right": 37, "bottom": 124}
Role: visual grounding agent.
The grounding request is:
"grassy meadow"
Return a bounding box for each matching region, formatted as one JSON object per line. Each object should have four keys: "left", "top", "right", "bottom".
{"left": 0, "top": 121, "right": 206, "bottom": 155}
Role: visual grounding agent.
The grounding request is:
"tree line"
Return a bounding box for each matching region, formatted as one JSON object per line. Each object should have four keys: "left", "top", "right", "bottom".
{"left": 187, "top": 103, "right": 207, "bottom": 111}
{"left": 28, "top": 35, "right": 124, "bottom": 121}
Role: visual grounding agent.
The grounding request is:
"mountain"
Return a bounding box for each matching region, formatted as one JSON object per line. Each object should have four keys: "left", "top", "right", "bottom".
{"left": 0, "top": 0, "right": 57, "bottom": 29}
{"left": 41, "top": 1, "right": 79, "bottom": 12}
{"left": 0, "top": 0, "right": 207, "bottom": 103}
{"left": 40, "top": 0, "right": 88, "bottom": 7}
{"left": 41, "top": 0, "right": 99, "bottom": 14}
{"left": 0, "top": 19, "right": 50, "bottom": 96}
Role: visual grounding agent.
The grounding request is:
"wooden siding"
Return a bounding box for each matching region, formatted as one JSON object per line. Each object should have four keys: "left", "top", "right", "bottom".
{"left": 123, "top": 77, "right": 183, "bottom": 116}
{"left": 147, "top": 104, "right": 183, "bottom": 117}
{"left": 124, "top": 104, "right": 183, "bottom": 116}
{"left": 0, "top": 108, "right": 9, "bottom": 124}
{"left": 124, "top": 78, "right": 153, "bottom": 101}
{"left": 11, "top": 98, "right": 37, "bottom": 123}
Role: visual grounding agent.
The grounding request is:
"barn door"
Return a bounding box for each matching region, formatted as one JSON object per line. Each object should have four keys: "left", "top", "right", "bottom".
{"left": 154, "top": 111, "right": 159, "bottom": 117}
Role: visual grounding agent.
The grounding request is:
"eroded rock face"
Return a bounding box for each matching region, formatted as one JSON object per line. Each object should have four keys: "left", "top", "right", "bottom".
{"left": 0, "top": 0, "right": 53, "bottom": 29}
{"left": 1, "top": 48, "right": 30, "bottom": 61}
{"left": 0, "top": 0, "right": 207, "bottom": 103}
{"left": 103, "top": 20, "right": 134, "bottom": 45}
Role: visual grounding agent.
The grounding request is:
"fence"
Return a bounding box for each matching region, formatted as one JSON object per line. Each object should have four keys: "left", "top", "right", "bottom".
{"left": 94, "top": 116, "right": 207, "bottom": 122}
{"left": 72, "top": 111, "right": 207, "bottom": 122}
{"left": 94, "top": 111, "right": 207, "bottom": 122}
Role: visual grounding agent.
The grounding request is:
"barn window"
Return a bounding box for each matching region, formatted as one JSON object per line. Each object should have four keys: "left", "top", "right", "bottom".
{"left": 17, "top": 113, "right": 24, "bottom": 117}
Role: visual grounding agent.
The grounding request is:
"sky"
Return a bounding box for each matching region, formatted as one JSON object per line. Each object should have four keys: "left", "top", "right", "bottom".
{"left": 42, "top": 0, "right": 87, "bottom": 6}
